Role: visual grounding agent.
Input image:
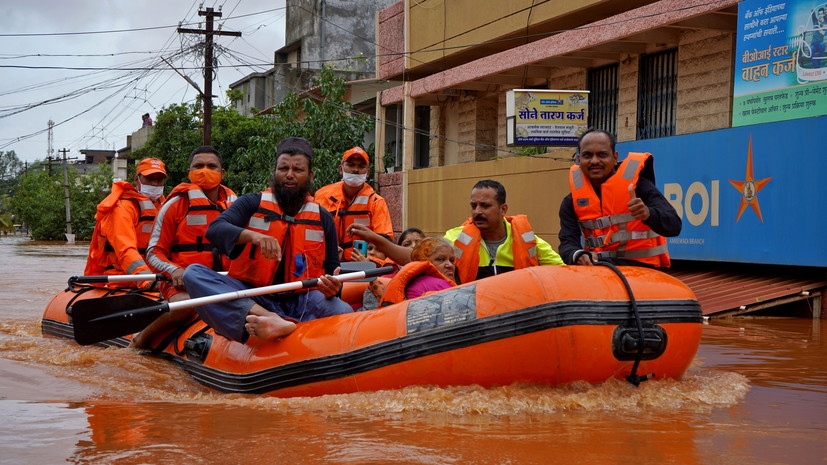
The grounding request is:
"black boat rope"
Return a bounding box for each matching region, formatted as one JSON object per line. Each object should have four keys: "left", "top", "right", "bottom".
{"left": 595, "top": 261, "right": 654, "bottom": 387}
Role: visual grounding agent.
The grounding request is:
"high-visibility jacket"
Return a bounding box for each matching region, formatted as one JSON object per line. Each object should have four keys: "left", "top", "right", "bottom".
{"left": 228, "top": 190, "right": 327, "bottom": 288}
{"left": 451, "top": 215, "right": 539, "bottom": 284}
{"left": 84, "top": 181, "right": 162, "bottom": 277}
{"left": 146, "top": 183, "right": 237, "bottom": 277}
{"left": 314, "top": 181, "right": 393, "bottom": 261}
{"left": 380, "top": 261, "right": 456, "bottom": 306}
{"left": 569, "top": 152, "right": 670, "bottom": 268}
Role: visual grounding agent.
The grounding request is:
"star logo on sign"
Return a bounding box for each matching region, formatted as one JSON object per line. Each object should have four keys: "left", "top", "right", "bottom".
{"left": 728, "top": 136, "right": 772, "bottom": 223}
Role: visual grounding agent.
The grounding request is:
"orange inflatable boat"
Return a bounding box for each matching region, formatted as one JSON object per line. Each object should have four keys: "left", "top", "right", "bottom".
{"left": 41, "top": 265, "right": 703, "bottom": 397}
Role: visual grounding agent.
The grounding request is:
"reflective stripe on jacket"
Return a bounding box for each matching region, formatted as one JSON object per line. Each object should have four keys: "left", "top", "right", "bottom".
{"left": 569, "top": 152, "right": 670, "bottom": 267}
{"left": 84, "top": 181, "right": 161, "bottom": 276}
{"left": 147, "top": 183, "right": 237, "bottom": 275}
{"left": 451, "top": 215, "right": 539, "bottom": 284}
{"left": 227, "top": 190, "right": 326, "bottom": 288}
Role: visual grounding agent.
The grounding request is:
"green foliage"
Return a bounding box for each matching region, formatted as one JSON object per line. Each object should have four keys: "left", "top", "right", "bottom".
{"left": 11, "top": 170, "right": 65, "bottom": 240}
{"left": 232, "top": 66, "right": 375, "bottom": 193}
{"left": 11, "top": 165, "right": 111, "bottom": 240}
{"left": 133, "top": 102, "right": 272, "bottom": 194}
{"left": 0, "top": 150, "right": 24, "bottom": 200}
{"left": 131, "top": 103, "right": 202, "bottom": 185}
{"left": 226, "top": 88, "right": 244, "bottom": 107}
{"left": 134, "top": 66, "right": 373, "bottom": 195}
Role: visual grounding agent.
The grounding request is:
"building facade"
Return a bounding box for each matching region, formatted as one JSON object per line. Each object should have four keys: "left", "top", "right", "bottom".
{"left": 374, "top": 0, "right": 827, "bottom": 317}
{"left": 230, "top": 0, "right": 397, "bottom": 116}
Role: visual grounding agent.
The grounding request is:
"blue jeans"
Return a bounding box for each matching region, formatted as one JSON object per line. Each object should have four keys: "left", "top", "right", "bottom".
{"left": 183, "top": 264, "right": 353, "bottom": 343}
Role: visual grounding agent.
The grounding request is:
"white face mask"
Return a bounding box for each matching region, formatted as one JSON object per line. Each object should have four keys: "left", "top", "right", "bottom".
{"left": 342, "top": 172, "right": 367, "bottom": 187}
{"left": 140, "top": 184, "right": 164, "bottom": 201}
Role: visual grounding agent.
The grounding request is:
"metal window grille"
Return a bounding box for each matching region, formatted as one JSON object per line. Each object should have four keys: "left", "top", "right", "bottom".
{"left": 414, "top": 106, "right": 431, "bottom": 169}
{"left": 637, "top": 48, "right": 677, "bottom": 140}
{"left": 587, "top": 63, "right": 618, "bottom": 135}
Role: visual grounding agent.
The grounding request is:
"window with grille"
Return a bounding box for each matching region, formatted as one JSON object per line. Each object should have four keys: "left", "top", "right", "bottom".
{"left": 414, "top": 106, "right": 431, "bottom": 169}
{"left": 637, "top": 48, "right": 677, "bottom": 140}
{"left": 587, "top": 63, "right": 618, "bottom": 135}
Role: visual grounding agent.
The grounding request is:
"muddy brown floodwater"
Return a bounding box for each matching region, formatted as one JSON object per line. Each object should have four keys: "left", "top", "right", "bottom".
{"left": 0, "top": 235, "right": 825, "bottom": 464}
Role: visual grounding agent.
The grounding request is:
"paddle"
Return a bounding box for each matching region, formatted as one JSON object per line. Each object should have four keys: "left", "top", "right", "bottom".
{"left": 69, "top": 272, "right": 228, "bottom": 284}
{"left": 69, "top": 266, "right": 395, "bottom": 345}
{"left": 69, "top": 273, "right": 167, "bottom": 284}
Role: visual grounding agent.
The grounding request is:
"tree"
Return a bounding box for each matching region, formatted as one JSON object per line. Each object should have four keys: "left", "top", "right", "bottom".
{"left": 11, "top": 164, "right": 111, "bottom": 241}
{"left": 135, "top": 66, "right": 375, "bottom": 195}
{"left": 232, "top": 66, "right": 375, "bottom": 193}
{"left": 132, "top": 99, "right": 271, "bottom": 193}
{"left": 0, "top": 150, "right": 24, "bottom": 197}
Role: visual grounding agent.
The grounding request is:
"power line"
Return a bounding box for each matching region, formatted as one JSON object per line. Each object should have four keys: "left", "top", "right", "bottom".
{"left": 0, "top": 7, "right": 285, "bottom": 37}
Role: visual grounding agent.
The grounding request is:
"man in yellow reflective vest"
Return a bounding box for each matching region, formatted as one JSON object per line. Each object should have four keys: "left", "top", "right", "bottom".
{"left": 348, "top": 180, "right": 562, "bottom": 284}
{"left": 444, "top": 179, "right": 563, "bottom": 284}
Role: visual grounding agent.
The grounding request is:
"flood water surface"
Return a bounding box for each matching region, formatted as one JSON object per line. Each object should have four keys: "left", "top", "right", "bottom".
{"left": 0, "top": 236, "right": 825, "bottom": 464}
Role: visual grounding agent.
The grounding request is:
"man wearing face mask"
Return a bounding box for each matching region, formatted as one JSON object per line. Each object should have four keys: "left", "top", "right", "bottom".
{"left": 84, "top": 158, "right": 168, "bottom": 281}
{"left": 314, "top": 146, "right": 394, "bottom": 261}
{"left": 133, "top": 146, "right": 237, "bottom": 349}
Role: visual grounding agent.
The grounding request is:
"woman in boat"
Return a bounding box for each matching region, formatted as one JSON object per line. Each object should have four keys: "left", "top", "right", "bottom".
{"left": 397, "top": 227, "right": 424, "bottom": 248}
{"left": 361, "top": 236, "right": 457, "bottom": 309}
{"left": 381, "top": 236, "right": 457, "bottom": 304}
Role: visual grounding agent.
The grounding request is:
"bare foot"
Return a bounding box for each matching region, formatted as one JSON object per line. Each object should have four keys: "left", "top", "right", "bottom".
{"left": 244, "top": 314, "right": 296, "bottom": 341}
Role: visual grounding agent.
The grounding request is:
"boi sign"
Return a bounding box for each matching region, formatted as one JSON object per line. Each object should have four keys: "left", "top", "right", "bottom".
{"left": 663, "top": 181, "right": 719, "bottom": 227}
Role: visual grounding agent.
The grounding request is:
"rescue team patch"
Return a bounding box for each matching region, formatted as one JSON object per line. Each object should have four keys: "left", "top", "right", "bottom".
{"left": 406, "top": 285, "right": 477, "bottom": 334}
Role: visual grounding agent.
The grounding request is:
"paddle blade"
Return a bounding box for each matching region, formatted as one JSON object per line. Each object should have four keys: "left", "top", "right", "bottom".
{"left": 70, "top": 294, "right": 167, "bottom": 345}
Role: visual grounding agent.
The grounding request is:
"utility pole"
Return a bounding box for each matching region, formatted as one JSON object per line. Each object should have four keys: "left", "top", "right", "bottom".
{"left": 58, "top": 148, "right": 78, "bottom": 244}
{"left": 177, "top": 7, "right": 241, "bottom": 145}
{"left": 43, "top": 156, "right": 61, "bottom": 176}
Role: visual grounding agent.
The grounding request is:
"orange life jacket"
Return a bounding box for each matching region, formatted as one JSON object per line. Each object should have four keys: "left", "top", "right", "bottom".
{"left": 228, "top": 190, "right": 327, "bottom": 288}
{"left": 367, "top": 256, "right": 397, "bottom": 268}
{"left": 164, "top": 183, "right": 237, "bottom": 270}
{"left": 84, "top": 181, "right": 161, "bottom": 276}
{"left": 380, "top": 261, "right": 456, "bottom": 306}
{"left": 453, "top": 215, "right": 539, "bottom": 284}
{"left": 315, "top": 182, "right": 380, "bottom": 261}
{"left": 569, "top": 152, "right": 670, "bottom": 268}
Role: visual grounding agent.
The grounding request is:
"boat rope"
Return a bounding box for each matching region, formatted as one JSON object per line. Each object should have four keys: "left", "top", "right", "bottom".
{"left": 596, "top": 261, "right": 654, "bottom": 387}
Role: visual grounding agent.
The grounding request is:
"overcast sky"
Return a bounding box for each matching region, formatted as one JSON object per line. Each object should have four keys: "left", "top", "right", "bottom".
{"left": 0, "top": 0, "right": 287, "bottom": 164}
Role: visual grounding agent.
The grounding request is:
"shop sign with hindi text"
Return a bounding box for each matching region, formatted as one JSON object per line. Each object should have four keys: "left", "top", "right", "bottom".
{"left": 506, "top": 90, "right": 589, "bottom": 146}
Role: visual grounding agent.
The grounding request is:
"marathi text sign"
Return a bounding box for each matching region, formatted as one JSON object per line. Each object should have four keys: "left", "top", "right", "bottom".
{"left": 505, "top": 90, "right": 588, "bottom": 146}
{"left": 733, "top": 0, "right": 827, "bottom": 126}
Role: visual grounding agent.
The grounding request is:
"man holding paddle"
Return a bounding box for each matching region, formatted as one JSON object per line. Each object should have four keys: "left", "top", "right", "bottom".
{"left": 182, "top": 137, "right": 353, "bottom": 343}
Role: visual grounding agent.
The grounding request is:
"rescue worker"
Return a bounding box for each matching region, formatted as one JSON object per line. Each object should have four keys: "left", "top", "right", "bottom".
{"left": 130, "top": 146, "right": 237, "bottom": 349}
{"left": 444, "top": 179, "right": 563, "bottom": 283}
{"left": 348, "top": 180, "right": 563, "bottom": 284}
{"left": 314, "top": 146, "right": 393, "bottom": 261}
{"left": 557, "top": 128, "right": 681, "bottom": 267}
{"left": 182, "top": 137, "right": 352, "bottom": 343}
{"left": 84, "top": 158, "right": 167, "bottom": 282}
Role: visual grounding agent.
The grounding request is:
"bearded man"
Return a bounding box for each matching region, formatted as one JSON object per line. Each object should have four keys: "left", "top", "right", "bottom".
{"left": 182, "top": 137, "right": 352, "bottom": 343}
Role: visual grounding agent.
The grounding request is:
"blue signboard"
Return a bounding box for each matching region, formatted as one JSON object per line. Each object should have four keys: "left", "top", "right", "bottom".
{"left": 618, "top": 115, "right": 826, "bottom": 267}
